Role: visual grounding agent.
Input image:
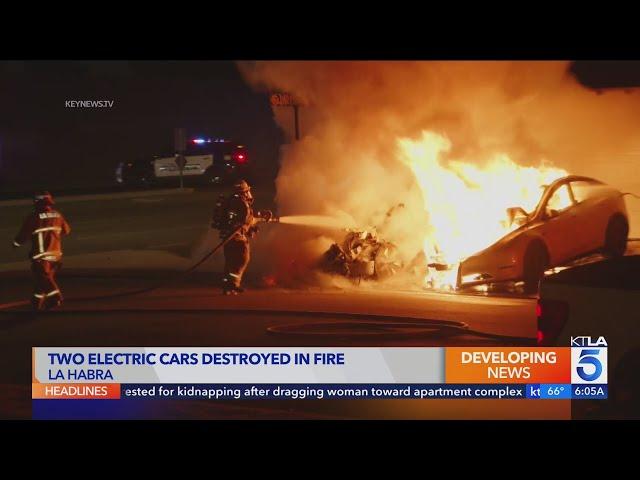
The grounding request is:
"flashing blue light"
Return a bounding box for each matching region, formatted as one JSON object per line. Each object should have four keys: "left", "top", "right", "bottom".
{"left": 192, "top": 137, "right": 227, "bottom": 144}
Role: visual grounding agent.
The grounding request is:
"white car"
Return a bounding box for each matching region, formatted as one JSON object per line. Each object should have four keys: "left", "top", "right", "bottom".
{"left": 537, "top": 255, "right": 640, "bottom": 418}
{"left": 457, "top": 176, "right": 629, "bottom": 293}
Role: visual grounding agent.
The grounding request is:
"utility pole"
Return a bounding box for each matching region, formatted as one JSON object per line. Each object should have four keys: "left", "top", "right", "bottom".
{"left": 174, "top": 127, "right": 187, "bottom": 189}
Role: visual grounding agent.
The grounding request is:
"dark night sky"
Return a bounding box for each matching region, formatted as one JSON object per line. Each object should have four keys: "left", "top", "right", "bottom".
{"left": 0, "top": 61, "right": 283, "bottom": 193}
{"left": 0, "top": 60, "right": 638, "bottom": 195}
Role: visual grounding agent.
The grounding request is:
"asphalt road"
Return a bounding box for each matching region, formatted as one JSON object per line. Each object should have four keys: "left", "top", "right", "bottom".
{"left": 1, "top": 186, "right": 538, "bottom": 349}
{"left": 0, "top": 187, "right": 562, "bottom": 419}
{"left": 1, "top": 280, "right": 551, "bottom": 420}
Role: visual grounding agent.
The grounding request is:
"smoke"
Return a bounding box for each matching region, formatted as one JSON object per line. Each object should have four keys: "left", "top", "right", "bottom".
{"left": 238, "top": 61, "right": 640, "bottom": 285}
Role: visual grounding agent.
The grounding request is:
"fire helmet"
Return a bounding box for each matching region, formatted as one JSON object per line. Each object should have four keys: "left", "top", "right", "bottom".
{"left": 234, "top": 179, "right": 251, "bottom": 193}
{"left": 34, "top": 191, "right": 54, "bottom": 206}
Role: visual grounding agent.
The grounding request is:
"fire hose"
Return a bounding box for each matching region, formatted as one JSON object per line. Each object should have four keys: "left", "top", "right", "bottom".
{"left": 8, "top": 191, "right": 640, "bottom": 341}
{"left": 0, "top": 214, "right": 535, "bottom": 343}
{"left": 6, "top": 193, "right": 640, "bottom": 340}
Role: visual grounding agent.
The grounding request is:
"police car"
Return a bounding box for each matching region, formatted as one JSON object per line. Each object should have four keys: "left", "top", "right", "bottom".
{"left": 116, "top": 138, "right": 251, "bottom": 187}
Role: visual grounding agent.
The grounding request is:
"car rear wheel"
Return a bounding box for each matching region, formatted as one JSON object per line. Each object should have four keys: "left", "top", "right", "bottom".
{"left": 604, "top": 215, "right": 628, "bottom": 258}
{"left": 523, "top": 242, "right": 549, "bottom": 294}
{"left": 140, "top": 176, "right": 157, "bottom": 188}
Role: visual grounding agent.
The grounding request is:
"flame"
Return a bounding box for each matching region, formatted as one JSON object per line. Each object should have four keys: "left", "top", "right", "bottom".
{"left": 397, "top": 131, "right": 568, "bottom": 287}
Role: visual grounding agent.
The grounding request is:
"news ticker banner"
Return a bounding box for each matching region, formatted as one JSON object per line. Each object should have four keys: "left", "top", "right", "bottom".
{"left": 32, "top": 342, "right": 608, "bottom": 401}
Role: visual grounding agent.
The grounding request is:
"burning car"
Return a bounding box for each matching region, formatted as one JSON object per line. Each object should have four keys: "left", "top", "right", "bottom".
{"left": 456, "top": 175, "right": 629, "bottom": 293}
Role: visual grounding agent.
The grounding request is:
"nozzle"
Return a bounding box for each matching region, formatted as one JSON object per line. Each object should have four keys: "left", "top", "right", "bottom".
{"left": 257, "top": 210, "right": 278, "bottom": 223}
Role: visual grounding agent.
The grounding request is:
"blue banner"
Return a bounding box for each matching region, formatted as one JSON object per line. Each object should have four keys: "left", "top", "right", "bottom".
{"left": 120, "top": 383, "right": 529, "bottom": 400}
{"left": 572, "top": 384, "right": 608, "bottom": 399}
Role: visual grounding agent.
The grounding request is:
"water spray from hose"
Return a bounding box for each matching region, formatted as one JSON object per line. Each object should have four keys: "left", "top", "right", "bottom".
{"left": 278, "top": 215, "right": 355, "bottom": 230}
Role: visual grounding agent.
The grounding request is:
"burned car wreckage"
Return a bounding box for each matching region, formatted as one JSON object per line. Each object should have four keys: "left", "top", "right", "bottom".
{"left": 320, "top": 229, "right": 402, "bottom": 281}
{"left": 319, "top": 204, "right": 434, "bottom": 284}
{"left": 319, "top": 228, "right": 446, "bottom": 286}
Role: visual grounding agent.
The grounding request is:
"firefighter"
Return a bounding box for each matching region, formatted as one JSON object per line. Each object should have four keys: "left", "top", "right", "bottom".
{"left": 214, "top": 179, "right": 272, "bottom": 295}
{"left": 13, "top": 191, "right": 71, "bottom": 310}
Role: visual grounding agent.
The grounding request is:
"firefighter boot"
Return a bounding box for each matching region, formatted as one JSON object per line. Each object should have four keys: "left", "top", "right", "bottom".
{"left": 44, "top": 294, "right": 63, "bottom": 310}
{"left": 221, "top": 276, "right": 238, "bottom": 295}
{"left": 31, "top": 294, "right": 46, "bottom": 311}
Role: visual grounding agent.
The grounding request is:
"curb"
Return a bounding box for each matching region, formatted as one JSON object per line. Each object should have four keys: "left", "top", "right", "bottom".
{"left": 0, "top": 188, "right": 195, "bottom": 207}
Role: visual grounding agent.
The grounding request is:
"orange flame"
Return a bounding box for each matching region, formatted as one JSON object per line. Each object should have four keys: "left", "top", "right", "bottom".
{"left": 398, "top": 131, "right": 568, "bottom": 287}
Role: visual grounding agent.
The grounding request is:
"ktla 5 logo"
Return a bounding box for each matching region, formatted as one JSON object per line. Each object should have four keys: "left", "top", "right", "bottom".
{"left": 571, "top": 336, "right": 608, "bottom": 384}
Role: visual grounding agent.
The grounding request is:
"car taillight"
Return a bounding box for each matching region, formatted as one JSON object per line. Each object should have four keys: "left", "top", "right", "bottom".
{"left": 233, "top": 151, "right": 248, "bottom": 164}
{"left": 536, "top": 298, "right": 569, "bottom": 346}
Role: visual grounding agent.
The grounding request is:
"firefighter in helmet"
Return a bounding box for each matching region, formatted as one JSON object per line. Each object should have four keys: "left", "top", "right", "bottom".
{"left": 13, "top": 191, "right": 71, "bottom": 310}
{"left": 214, "top": 179, "right": 273, "bottom": 295}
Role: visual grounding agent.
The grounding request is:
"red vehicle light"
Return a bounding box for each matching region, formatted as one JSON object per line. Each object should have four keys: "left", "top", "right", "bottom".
{"left": 536, "top": 298, "right": 569, "bottom": 346}
{"left": 233, "top": 151, "right": 248, "bottom": 164}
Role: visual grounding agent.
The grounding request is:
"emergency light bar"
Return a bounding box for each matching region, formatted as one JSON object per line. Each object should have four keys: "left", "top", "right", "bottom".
{"left": 191, "top": 138, "right": 228, "bottom": 144}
